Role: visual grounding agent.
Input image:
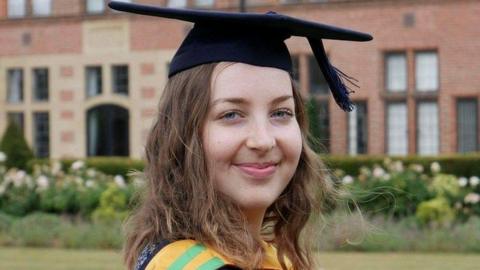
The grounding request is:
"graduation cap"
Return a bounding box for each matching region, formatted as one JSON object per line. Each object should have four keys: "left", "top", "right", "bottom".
{"left": 108, "top": 1, "right": 372, "bottom": 111}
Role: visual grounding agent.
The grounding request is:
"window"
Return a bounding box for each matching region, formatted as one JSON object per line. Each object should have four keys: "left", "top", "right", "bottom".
{"left": 417, "top": 101, "right": 439, "bottom": 155}
{"left": 167, "top": 0, "right": 187, "bottom": 8}
{"left": 86, "top": 0, "right": 105, "bottom": 14}
{"left": 7, "top": 69, "right": 23, "bottom": 103}
{"left": 32, "top": 0, "right": 52, "bottom": 16}
{"left": 387, "top": 102, "right": 408, "bottom": 155}
{"left": 309, "top": 55, "right": 328, "bottom": 94}
{"left": 86, "top": 66, "right": 102, "bottom": 97}
{"left": 33, "top": 68, "right": 49, "bottom": 101}
{"left": 415, "top": 51, "right": 438, "bottom": 92}
{"left": 194, "top": 0, "right": 214, "bottom": 7}
{"left": 7, "top": 112, "right": 24, "bottom": 134}
{"left": 112, "top": 65, "right": 129, "bottom": 95}
{"left": 7, "top": 0, "right": 26, "bottom": 18}
{"left": 317, "top": 100, "right": 330, "bottom": 153}
{"left": 385, "top": 53, "right": 407, "bottom": 92}
{"left": 348, "top": 102, "right": 368, "bottom": 155}
{"left": 33, "top": 112, "right": 50, "bottom": 158}
{"left": 457, "top": 99, "right": 478, "bottom": 153}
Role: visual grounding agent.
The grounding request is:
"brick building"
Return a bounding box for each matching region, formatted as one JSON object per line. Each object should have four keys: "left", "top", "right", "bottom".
{"left": 0, "top": 0, "right": 479, "bottom": 159}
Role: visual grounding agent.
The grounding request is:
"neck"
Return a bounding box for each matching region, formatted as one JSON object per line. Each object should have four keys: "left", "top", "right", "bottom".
{"left": 242, "top": 208, "right": 266, "bottom": 238}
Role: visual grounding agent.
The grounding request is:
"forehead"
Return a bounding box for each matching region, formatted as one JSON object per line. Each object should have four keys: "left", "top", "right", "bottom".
{"left": 211, "top": 62, "right": 293, "bottom": 102}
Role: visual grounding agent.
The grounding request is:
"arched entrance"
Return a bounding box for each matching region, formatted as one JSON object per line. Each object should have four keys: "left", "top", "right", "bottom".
{"left": 87, "top": 105, "right": 129, "bottom": 156}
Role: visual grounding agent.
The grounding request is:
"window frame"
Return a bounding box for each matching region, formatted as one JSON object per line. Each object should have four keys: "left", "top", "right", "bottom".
{"left": 85, "top": 66, "right": 103, "bottom": 98}
{"left": 7, "top": 68, "right": 24, "bottom": 103}
{"left": 111, "top": 64, "right": 129, "bottom": 96}
{"left": 32, "top": 67, "right": 49, "bottom": 102}
{"left": 416, "top": 100, "right": 440, "bottom": 155}
{"left": 347, "top": 101, "right": 368, "bottom": 155}
{"left": 415, "top": 50, "right": 439, "bottom": 92}
{"left": 456, "top": 98, "right": 479, "bottom": 153}
{"left": 384, "top": 52, "right": 408, "bottom": 93}
{"left": 385, "top": 101, "right": 409, "bottom": 155}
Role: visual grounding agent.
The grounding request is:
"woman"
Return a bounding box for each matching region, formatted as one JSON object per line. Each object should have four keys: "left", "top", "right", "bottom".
{"left": 108, "top": 2, "right": 372, "bottom": 270}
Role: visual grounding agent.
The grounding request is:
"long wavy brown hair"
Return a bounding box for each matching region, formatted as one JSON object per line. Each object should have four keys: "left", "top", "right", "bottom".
{"left": 123, "top": 62, "right": 337, "bottom": 270}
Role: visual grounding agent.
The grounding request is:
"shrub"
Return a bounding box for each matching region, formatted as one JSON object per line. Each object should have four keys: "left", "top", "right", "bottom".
{"left": 10, "top": 212, "right": 62, "bottom": 246}
{"left": 0, "top": 174, "right": 39, "bottom": 216}
{"left": 0, "top": 122, "right": 34, "bottom": 170}
{"left": 323, "top": 154, "right": 480, "bottom": 177}
{"left": 29, "top": 157, "right": 144, "bottom": 177}
{"left": 415, "top": 197, "right": 455, "bottom": 226}
{"left": 91, "top": 184, "right": 129, "bottom": 223}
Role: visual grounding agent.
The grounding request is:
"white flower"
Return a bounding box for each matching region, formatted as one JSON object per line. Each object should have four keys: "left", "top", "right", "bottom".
{"left": 359, "top": 167, "right": 371, "bottom": 176}
{"left": 381, "top": 174, "right": 391, "bottom": 182}
{"left": 51, "top": 161, "right": 62, "bottom": 175}
{"left": 0, "top": 151, "right": 6, "bottom": 162}
{"left": 86, "top": 169, "right": 96, "bottom": 178}
{"left": 373, "top": 167, "right": 386, "bottom": 178}
{"left": 342, "top": 175, "right": 354, "bottom": 185}
{"left": 391, "top": 161, "right": 404, "bottom": 173}
{"left": 410, "top": 164, "right": 424, "bottom": 173}
{"left": 0, "top": 184, "right": 6, "bottom": 196}
{"left": 71, "top": 160, "right": 84, "bottom": 170}
{"left": 454, "top": 202, "right": 463, "bottom": 210}
{"left": 469, "top": 176, "right": 480, "bottom": 187}
{"left": 464, "top": 193, "right": 480, "bottom": 204}
{"left": 85, "top": 179, "right": 95, "bottom": 188}
{"left": 12, "top": 170, "right": 26, "bottom": 187}
{"left": 74, "top": 177, "right": 84, "bottom": 186}
{"left": 114, "top": 175, "right": 126, "bottom": 188}
{"left": 36, "top": 175, "right": 49, "bottom": 190}
{"left": 458, "top": 177, "right": 468, "bottom": 187}
{"left": 430, "top": 162, "right": 441, "bottom": 173}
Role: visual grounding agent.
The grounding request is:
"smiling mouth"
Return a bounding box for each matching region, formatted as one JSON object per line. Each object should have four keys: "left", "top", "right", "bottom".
{"left": 234, "top": 163, "right": 278, "bottom": 179}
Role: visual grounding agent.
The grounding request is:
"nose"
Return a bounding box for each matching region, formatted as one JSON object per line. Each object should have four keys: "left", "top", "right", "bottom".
{"left": 246, "top": 119, "right": 276, "bottom": 152}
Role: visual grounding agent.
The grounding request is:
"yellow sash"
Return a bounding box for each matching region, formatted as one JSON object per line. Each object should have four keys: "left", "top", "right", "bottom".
{"left": 145, "top": 239, "right": 291, "bottom": 270}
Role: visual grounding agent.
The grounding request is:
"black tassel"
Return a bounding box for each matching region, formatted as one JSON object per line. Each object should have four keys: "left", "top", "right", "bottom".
{"left": 307, "top": 38, "right": 358, "bottom": 112}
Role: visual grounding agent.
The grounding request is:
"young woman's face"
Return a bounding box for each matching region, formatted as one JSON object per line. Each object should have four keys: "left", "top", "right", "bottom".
{"left": 202, "top": 63, "right": 303, "bottom": 212}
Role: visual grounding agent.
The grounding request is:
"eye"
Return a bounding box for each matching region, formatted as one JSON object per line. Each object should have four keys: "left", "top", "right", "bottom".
{"left": 220, "top": 111, "right": 242, "bottom": 121}
{"left": 271, "top": 109, "right": 294, "bottom": 119}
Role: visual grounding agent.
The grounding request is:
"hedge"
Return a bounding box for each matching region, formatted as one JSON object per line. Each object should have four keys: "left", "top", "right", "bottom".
{"left": 29, "top": 157, "right": 144, "bottom": 177}
{"left": 322, "top": 154, "right": 480, "bottom": 177}
{"left": 29, "top": 154, "right": 480, "bottom": 178}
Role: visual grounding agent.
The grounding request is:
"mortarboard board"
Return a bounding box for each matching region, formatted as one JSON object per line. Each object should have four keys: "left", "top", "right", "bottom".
{"left": 108, "top": 1, "right": 373, "bottom": 112}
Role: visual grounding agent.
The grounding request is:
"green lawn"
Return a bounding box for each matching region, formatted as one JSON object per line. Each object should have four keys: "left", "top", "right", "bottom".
{"left": 0, "top": 248, "right": 479, "bottom": 270}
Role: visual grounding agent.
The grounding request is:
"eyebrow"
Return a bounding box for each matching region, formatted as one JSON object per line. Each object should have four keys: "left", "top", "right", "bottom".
{"left": 212, "top": 95, "right": 293, "bottom": 107}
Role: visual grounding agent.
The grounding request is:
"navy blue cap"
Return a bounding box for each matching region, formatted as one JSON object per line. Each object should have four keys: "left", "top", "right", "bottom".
{"left": 108, "top": 1, "right": 373, "bottom": 111}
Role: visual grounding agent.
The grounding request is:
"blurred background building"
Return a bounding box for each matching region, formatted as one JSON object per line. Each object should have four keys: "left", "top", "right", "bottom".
{"left": 0, "top": 0, "right": 478, "bottom": 159}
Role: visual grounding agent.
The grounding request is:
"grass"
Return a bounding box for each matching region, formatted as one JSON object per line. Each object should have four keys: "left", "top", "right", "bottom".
{"left": 0, "top": 248, "right": 479, "bottom": 270}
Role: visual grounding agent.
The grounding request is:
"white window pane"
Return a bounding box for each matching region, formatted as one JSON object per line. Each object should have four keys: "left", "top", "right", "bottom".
{"left": 167, "top": 0, "right": 187, "bottom": 8}
{"left": 417, "top": 102, "right": 439, "bottom": 155}
{"left": 33, "top": 0, "right": 51, "bottom": 16}
{"left": 416, "top": 52, "right": 438, "bottom": 91}
{"left": 387, "top": 103, "right": 408, "bottom": 155}
{"left": 348, "top": 108, "right": 358, "bottom": 155}
{"left": 457, "top": 100, "right": 478, "bottom": 152}
{"left": 386, "top": 53, "right": 407, "bottom": 92}
{"left": 8, "top": 0, "right": 26, "bottom": 18}
{"left": 194, "top": 0, "right": 214, "bottom": 6}
{"left": 7, "top": 69, "right": 23, "bottom": 103}
{"left": 87, "top": 0, "right": 105, "bottom": 13}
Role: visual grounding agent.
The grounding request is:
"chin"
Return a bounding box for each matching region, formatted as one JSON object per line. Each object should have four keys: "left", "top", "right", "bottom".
{"left": 235, "top": 195, "right": 278, "bottom": 211}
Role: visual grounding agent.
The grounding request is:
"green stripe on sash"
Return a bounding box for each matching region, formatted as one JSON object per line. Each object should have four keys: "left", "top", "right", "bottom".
{"left": 167, "top": 244, "right": 206, "bottom": 270}
{"left": 198, "top": 257, "right": 225, "bottom": 270}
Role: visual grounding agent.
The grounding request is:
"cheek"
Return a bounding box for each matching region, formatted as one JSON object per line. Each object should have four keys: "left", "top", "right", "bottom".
{"left": 202, "top": 125, "right": 240, "bottom": 165}
{"left": 280, "top": 124, "right": 303, "bottom": 162}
